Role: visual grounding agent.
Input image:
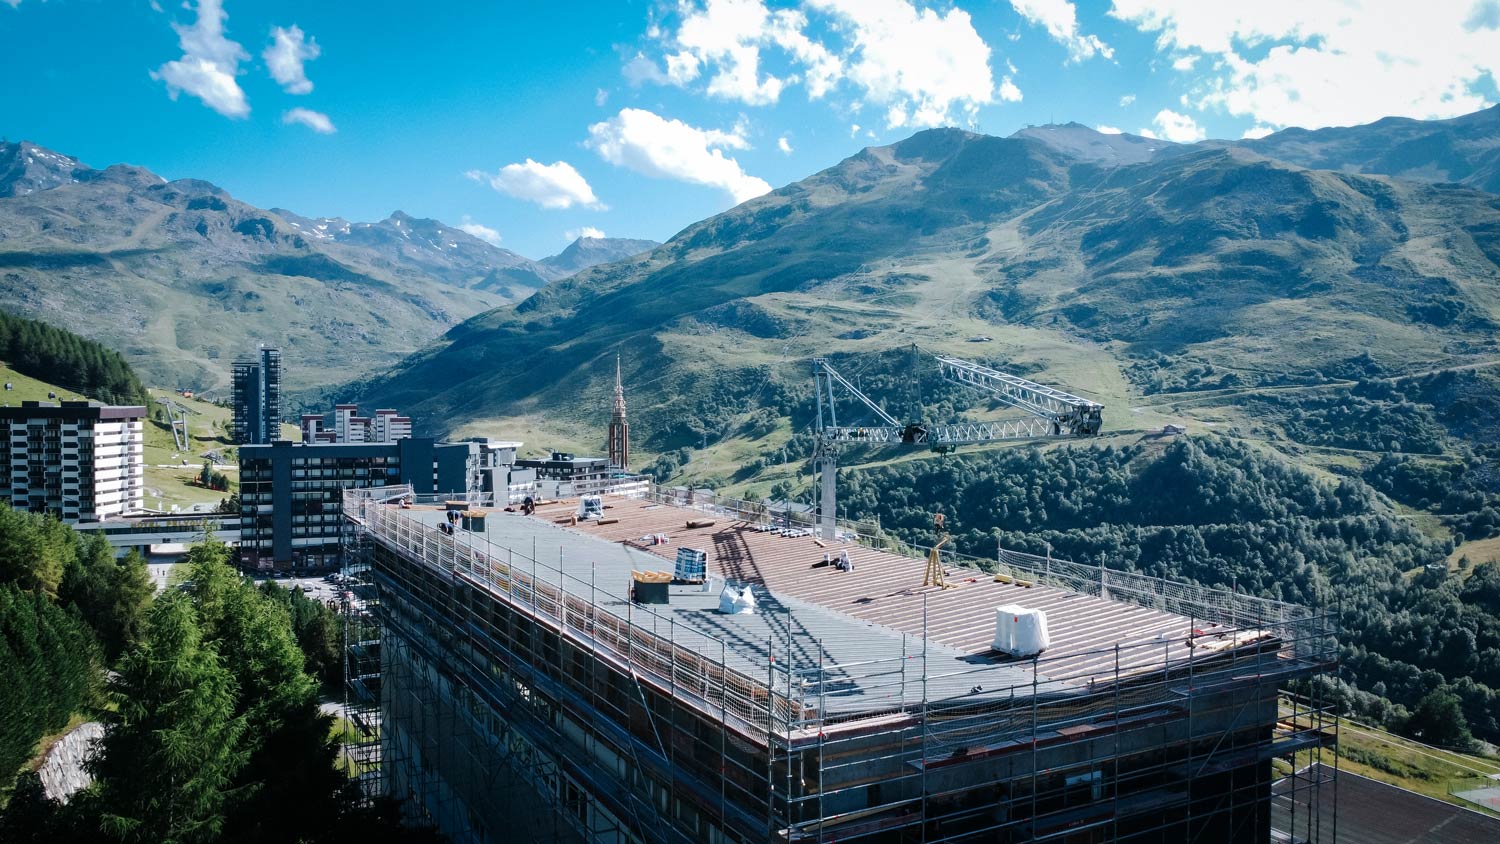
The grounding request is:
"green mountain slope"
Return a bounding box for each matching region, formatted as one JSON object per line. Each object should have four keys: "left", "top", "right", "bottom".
{"left": 0, "top": 141, "right": 660, "bottom": 397}
{"left": 1233, "top": 104, "right": 1500, "bottom": 193}
{"left": 360, "top": 119, "right": 1500, "bottom": 461}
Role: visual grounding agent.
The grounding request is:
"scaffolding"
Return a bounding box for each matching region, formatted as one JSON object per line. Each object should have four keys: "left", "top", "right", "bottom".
{"left": 342, "top": 485, "right": 1338, "bottom": 844}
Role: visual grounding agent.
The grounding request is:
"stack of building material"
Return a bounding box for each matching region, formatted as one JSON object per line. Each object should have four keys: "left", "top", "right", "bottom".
{"left": 674, "top": 547, "right": 707, "bottom": 583}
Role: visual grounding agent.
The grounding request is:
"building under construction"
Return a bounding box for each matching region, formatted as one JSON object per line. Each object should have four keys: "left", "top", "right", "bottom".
{"left": 341, "top": 486, "right": 1338, "bottom": 844}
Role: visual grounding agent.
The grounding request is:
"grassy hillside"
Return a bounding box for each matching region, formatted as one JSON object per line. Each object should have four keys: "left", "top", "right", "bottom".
{"left": 0, "top": 146, "right": 515, "bottom": 394}
{"left": 0, "top": 362, "right": 86, "bottom": 406}
{"left": 1277, "top": 697, "right": 1500, "bottom": 818}
{"left": 141, "top": 388, "right": 299, "bottom": 513}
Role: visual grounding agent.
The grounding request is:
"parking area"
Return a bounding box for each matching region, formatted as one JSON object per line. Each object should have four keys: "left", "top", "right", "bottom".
{"left": 250, "top": 573, "right": 352, "bottom": 606}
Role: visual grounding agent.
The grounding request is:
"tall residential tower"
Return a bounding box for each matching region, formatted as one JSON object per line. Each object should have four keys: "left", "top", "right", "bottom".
{"left": 231, "top": 346, "right": 282, "bottom": 445}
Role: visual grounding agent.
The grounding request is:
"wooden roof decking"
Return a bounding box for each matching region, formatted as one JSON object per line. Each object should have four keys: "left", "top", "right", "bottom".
{"left": 535, "top": 498, "right": 1209, "bottom": 686}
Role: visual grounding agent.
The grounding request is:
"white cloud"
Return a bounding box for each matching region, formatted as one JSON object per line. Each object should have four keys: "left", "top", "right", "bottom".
{"left": 639, "top": 0, "right": 1005, "bottom": 128}
{"left": 622, "top": 52, "right": 670, "bottom": 85}
{"left": 467, "top": 159, "right": 604, "bottom": 210}
{"left": 767, "top": 8, "right": 843, "bottom": 98}
{"left": 594, "top": 88, "right": 608, "bottom": 106}
{"left": 643, "top": 1, "right": 845, "bottom": 105}
{"left": 586, "top": 108, "right": 771, "bottom": 204}
{"left": 1142, "top": 108, "right": 1204, "bottom": 142}
{"left": 1007, "top": 0, "right": 1113, "bottom": 61}
{"left": 151, "top": 0, "right": 250, "bottom": 118}
{"left": 1119, "top": 93, "right": 1136, "bottom": 106}
{"left": 812, "top": 0, "right": 998, "bottom": 127}
{"left": 458, "top": 216, "right": 503, "bottom": 246}
{"left": 1137, "top": 128, "right": 1158, "bottom": 139}
{"left": 1096, "top": 124, "right": 1123, "bottom": 134}
{"left": 1171, "top": 54, "right": 1198, "bottom": 71}
{"left": 1241, "top": 125, "right": 1275, "bottom": 139}
{"left": 264, "top": 24, "right": 320, "bottom": 94}
{"left": 1470, "top": 0, "right": 1500, "bottom": 30}
{"left": 777, "top": 135, "right": 793, "bottom": 154}
{"left": 663, "top": 0, "right": 788, "bottom": 105}
{"left": 565, "top": 226, "right": 607, "bottom": 241}
{"left": 998, "top": 76, "right": 1023, "bottom": 102}
{"left": 1110, "top": 1, "right": 1500, "bottom": 130}
{"left": 282, "top": 107, "right": 335, "bottom": 133}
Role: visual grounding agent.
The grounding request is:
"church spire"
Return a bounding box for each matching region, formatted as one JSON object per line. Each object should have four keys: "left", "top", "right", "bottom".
{"left": 608, "top": 353, "right": 629, "bottom": 471}
{"left": 612, "top": 354, "right": 627, "bottom": 420}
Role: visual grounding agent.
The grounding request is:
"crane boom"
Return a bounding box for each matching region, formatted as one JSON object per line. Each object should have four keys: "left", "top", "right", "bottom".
{"left": 821, "top": 417, "right": 1058, "bottom": 444}
{"left": 937, "top": 355, "right": 1103, "bottom": 437}
{"left": 810, "top": 353, "right": 1105, "bottom": 540}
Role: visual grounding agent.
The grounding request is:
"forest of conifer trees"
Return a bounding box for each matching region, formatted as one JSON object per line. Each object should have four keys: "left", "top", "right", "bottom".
{"left": 0, "top": 311, "right": 147, "bottom": 406}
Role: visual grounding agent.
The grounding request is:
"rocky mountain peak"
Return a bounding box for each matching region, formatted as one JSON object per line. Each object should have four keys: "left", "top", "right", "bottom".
{"left": 0, "top": 140, "right": 88, "bottom": 198}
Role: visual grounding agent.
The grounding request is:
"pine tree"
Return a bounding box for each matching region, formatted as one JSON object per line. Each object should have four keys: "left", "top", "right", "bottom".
{"left": 89, "top": 593, "right": 246, "bottom": 844}
{"left": 0, "top": 504, "right": 78, "bottom": 596}
{"left": 0, "top": 585, "right": 100, "bottom": 792}
{"left": 58, "top": 540, "right": 152, "bottom": 662}
{"left": 0, "top": 771, "right": 63, "bottom": 843}
{"left": 184, "top": 540, "right": 349, "bottom": 843}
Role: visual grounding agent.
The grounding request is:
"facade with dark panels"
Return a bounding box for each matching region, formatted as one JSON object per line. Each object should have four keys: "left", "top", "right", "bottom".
{"left": 0, "top": 401, "right": 145, "bottom": 522}
{"left": 515, "top": 451, "right": 611, "bottom": 482}
{"left": 238, "top": 438, "right": 480, "bottom": 570}
{"left": 231, "top": 346, "right": 282, "bottom": 445}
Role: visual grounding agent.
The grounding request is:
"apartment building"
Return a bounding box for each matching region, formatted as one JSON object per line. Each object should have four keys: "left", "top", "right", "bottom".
{"left": 515, "top": 450, "right": 648, "bottom": 499}
{"left": 237, "top": 438, "right": 481, "bottom": 571}
{"left": 300, "top": 403, "right": 413, "bottom": 444}
{"left": 0, "top": 401, "right": 145, "bottom": 522}
{"left": 231, "top": 346, "right": 282, "bottom": 445}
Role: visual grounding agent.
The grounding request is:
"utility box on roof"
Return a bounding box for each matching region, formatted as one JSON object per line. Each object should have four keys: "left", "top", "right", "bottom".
{"left": 993, "top": 604, "right": 1050, "bottom": 657}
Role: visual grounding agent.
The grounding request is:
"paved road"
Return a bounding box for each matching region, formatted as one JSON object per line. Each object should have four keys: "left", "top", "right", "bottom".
{"left": 251, "top": 574, "right": 347, "bottom": 605}
{"left": 146, "top": 560, "right": 185, "bottom": 594}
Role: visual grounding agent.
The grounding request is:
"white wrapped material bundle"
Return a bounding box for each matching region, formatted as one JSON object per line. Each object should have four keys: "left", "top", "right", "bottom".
{"left": 718, "top": 584, "right": 757, "bottom": 615}
{"left": 992, "top": 604, "right": 1050, "bottom": 657}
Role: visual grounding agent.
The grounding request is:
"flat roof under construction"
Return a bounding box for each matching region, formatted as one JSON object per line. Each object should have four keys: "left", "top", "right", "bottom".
{"left": 538, "top": 498, "right": 1210, "bottom": 685}
{"left": 410, "top": 506, "right": 1040, "bottom": 715}
{"left": 392, "top": 496, "right": 1254, "bottom": 719}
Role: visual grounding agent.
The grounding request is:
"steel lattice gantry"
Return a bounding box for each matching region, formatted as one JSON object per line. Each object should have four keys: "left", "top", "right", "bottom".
{"left": 811, "top": 353, "right": 1104, "bottom": 540}
{"left": 935, "top": 355, "right": 1103, "bottom": 437}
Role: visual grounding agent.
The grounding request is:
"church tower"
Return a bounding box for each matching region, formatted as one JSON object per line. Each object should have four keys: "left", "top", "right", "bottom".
{"left": 608, "top": 354, "right": 629, "bottom": 471}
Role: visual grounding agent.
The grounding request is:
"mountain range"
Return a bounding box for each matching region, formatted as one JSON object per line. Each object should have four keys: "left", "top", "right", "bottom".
{"left": 0, "top": 140, "right": 658, "bottom": 392}
{"left": 357, "top": 106, "right": 1500, "bottom": 473}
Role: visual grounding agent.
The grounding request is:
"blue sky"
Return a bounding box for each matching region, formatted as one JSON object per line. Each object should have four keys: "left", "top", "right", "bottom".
{"left": 3, "top": 0, "right": 1498, "bottom": 259}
